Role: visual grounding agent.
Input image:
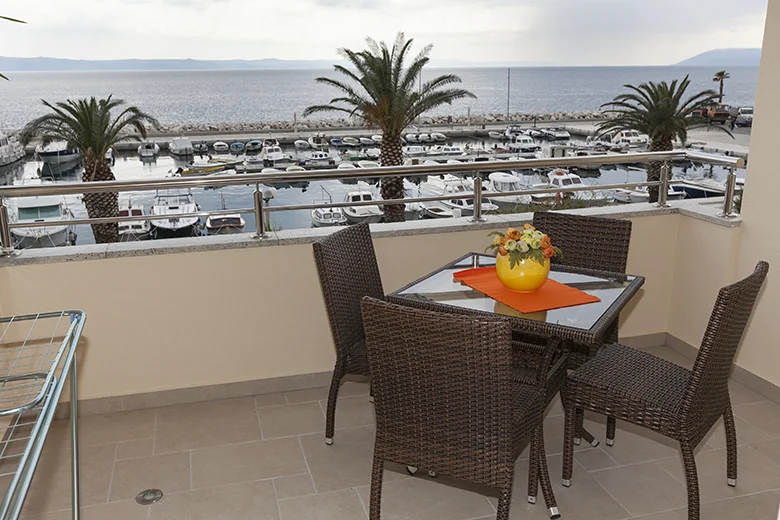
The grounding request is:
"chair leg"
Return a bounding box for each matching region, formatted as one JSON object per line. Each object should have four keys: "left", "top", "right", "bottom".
{"left": 369, "top": 382, "right": 374, "bottom": 403}
{"left": 495, "top": 481, "right": 514, "bottom": 520}
{"left": 574, "top": 408, "right": 599, "bottom": 447}
{"left": 606, "top": 417, "right": 616, "bottom": 446}
{"left": 325, "top": 361, "right": 345, "bottom": 445}
{"left": 369, "top": 456, "right": 384, "bottom": 520}
{"left": 723, "top": 406, "right": 738, "bottom": 487}
{"left": 527, "top": 429, "right": 539, "bottom": 504}
{"left": 680, "top": 441, "right": 700, "bottom": 520}
{"left": 562, "top": 405, "right": 576, "bottom": 487}
{"left": 534, "top": 425, "right": 560, "bottom": 519}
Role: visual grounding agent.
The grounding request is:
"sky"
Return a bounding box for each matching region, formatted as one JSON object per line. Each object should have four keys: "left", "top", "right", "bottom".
{"left": 0, "top": 0, "right": 768, "bottom": 66}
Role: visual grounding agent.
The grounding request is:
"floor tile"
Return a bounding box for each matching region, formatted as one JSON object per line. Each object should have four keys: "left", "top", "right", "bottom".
{"left": 703, "top": 415, "right": 770, "bottom": 449}
{"left": 258, "top": 402, "right": 325, "bottom": 439}
{"left": 728, "top": 380, "right": 767, "bottom": 406}
{"left": 190, "top": 437, "right": 307, "bottom": 489}
{"left": 584, "top": 416, "right": 681, "bottom": 465}
{"left": 116, "top": 438, "right": 155, "bottom": 460}
{"left": 572, "top": 447, "right": 619, "bottom": 471}
{"left": 695, "top": 491, "right": 780, "bottom": 519}
{"left": 20, "top": 443, "right": 116, "bottom": 515}
{"left": 357, "top": 476, "right": 495, "bottom": 520}
{"left": 154, "top": 397, "right": 261, "bottom": 453}
{"left": 591, "top": 461, "right": 688, "bottom": 517}
{"left": 254, "top": 392, "right": 288, "bottom": 408}
{"left": 278, "top": 489, "right": 367, "bottom": 520}
{"left": 150, "top": 480, "right": 279, "bottom": 520}
{"left": 659, "top": 445, "right": 780, "bottom": 503}
{"left": 77, "top": 409, "right": 157, "bottom": 446}
{"left": 285, "top": 380, "right": 370, "bottom": 405}
{"left": 110, "top": 451, "right": 191, "bottom": 502}
{"left": 631, "top": 511, "right": 684, "bottom": 520}
{"left": 273, "top": 473, "right": 316, "bottom": 500}
{"left": 321, "top": 395, "right": 375, "bottom": 431}
{"left": 23, "top": 500, "right": 151, "bottom": 520}
{"left": 734, "top": 401, "right": 780, "bottom": 438}
{"left": 751, "top": 437, "right": 780, "bottom": 466}
{"left": 300, "top": 426, "right": 406, "bottom": 494}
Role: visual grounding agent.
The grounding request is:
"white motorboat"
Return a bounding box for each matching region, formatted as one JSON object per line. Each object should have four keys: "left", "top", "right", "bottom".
{"left": 245, "top": 140, "right": 263, "bottom": 153}
{"left": 343, "top": 137, "right": 360, "bottom": 147}
{"left": 230, "top": 142, "right": 245, "bottom": 154}
{"left": 371, "top": 134, "right": 383, "bottom": 144}
{"left": 343, "top": 190, "right": 383, "bottom": 224}
{"left": 35, "top": 141, "right": 80, "bottom": 165}
{"left": 526, "top": 128, "right": 546, "bottom": 139}
{"left": 507, "top": 134, "right": 541, "bottom": 153}
{"left": 488, "top": 131, "right": 507, "bottom": 140}
{"left": 403, "top": 145, "right": 426, "bottom": 157}
{"left": 0, "top": 132, "right": 24, "bottom": 166}
{"left": 431, "top": 176, "right": 498, "bottom": 216}
{"left": 504, "top": 125, "right": 525, "bottom": 138}
{"left": 540, "top": 128, "right": 571, "bottom": 140}
{"left": 430, "top": 145, "right": 465, "bottom": 156}
{"left": 366, "top": 148, "right": 381, "bottom": 159}
{"left": 206, "top": 193, "right": 246, "bottom": 235}
{"left": 149, "top": 187, "right": 201, "bottom": 238}
{"left": 294, "top": 139, "right": 310, "bottom": 150}
{"left": 403, "top": 180, "right": 424, "bottom": 220}
{"left": 301, "top": 151, "right": 335, "bottom": 167}
{"left": 9, "top": 178, "right": 75, "bottom": 248}
{"left": 405, "top": 133, "right": 420, "bottom": 143}
{"left": 423, "top": 204, "right": 454, "bottom": 219}
{"left": 330, "top": 138, "right": 345, "bottom": 147}
{"left": 431, "top": 132, "right": 447, "bottom": 142}
{"left": 486, "top": 172, "right": 533, "bottom": 208}
{"left": 308, "top": 133, "right": 328, "bottom": 151}
{"left": 359, "top": 137, "right": 375, "bottom": 146}
{"left": 609, "top": 130, "right": 648, "bottom": 148}
{"left": 418, "top": 133, "right": 434, "bottom": 143}
{"left": 118, "top": 201, "right": 150, "bottom": 242}
{"left": 137, "top": 141, "right": 160, "bottom": 158}
{"left": 545, "top": 168, "right": 608, "bottom": 201}
{"left": 312, "top": 205, "right": 347, "bottom": 227}
{"left": 168, "top": 137, "right": 194, "bottom": 156}
{"left": 213, "top": 141, "right": 229, "bottom": 153}
{"left": 357, "top": 160, "right": 380, "bottom": 169}
{"left": 614, "top": 186, "right": 687, "bottom": 203}
{"left": 261, "top": 145, "right": 291, "bottom": 166}
{"left": 337, "top": 162, "right": 357, "bottom": 170}
{"left": 669, "top": 178, "right": 725, "bottom": 199}
{"left": 193, "top": 142, "right": 209, "bottom": 154}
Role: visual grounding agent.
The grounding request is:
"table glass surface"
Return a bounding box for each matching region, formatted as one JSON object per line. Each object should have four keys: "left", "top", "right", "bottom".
{"left": 395, "top": 254, "right": 637, "bottom": 331}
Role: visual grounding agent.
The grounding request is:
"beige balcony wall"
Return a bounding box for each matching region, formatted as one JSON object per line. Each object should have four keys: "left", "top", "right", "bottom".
{"left": 0, "top": 211, "right": 677, "bottom": 400}
{"left": 730, "top": 0, "right": 780, "bottom": 386}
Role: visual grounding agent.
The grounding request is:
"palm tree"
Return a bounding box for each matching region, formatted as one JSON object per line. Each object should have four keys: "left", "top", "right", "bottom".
{"left": 598, "top": 76, "right": 730, "bottom": 202}
{"left": 21, "top": 96, "right": 159, "bottom": 243}
{"left": 712, "top": 70, "right": 730, "bottom": 103}
{"left": 303, "top": 32, "right": 476, "bottom": 222}
{"left": 1, "top": 15, "right": 26, "bottom": 80}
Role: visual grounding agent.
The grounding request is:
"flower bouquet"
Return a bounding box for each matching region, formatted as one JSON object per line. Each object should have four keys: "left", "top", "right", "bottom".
{"left": 486, "top": 224, "right": 563, "bottom": 292}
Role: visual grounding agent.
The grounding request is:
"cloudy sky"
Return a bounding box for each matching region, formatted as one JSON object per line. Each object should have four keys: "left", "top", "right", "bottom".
{"left": 0, "top": 0, "right": 768, "bottom": 65}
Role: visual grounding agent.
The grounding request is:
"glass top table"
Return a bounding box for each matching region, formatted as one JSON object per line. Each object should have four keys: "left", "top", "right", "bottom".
{"left": 387, "top": 253, "right": 645, "bottom": 345}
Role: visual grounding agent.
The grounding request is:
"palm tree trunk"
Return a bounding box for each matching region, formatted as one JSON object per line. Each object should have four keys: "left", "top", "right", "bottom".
{"left": 647, "top": 138, "right": 673, "bottom": 203}
{"left": 82, "top": 150, "right": 119, "bottom": 243}
{"left": 379, "top": 135, "right": 405, "bottom": 222}
{"left": 719, "top": 81, "right": 724, "bottom": 103}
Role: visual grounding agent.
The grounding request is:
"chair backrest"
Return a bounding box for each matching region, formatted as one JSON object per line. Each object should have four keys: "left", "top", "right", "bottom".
{"left": 361, "top": 296, "right": 521, "bottom": 485}
{"left": 532, "top": 212, "right": 632, "bottom": 273}
{"left": 312, "top": 223, "right": 385, "bottom": 359}
{"left": 682, "top": 261, "right": 769, "bottom": 436}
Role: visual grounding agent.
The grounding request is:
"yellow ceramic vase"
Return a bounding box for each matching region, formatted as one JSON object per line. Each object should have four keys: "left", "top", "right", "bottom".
{"left": 495, "top": 254, "right": 551, "bottom": 293}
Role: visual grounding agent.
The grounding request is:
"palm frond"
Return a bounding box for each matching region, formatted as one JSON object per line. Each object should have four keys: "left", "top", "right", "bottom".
{"left": 0, "top": 15, "right": 25, "bottom": 23}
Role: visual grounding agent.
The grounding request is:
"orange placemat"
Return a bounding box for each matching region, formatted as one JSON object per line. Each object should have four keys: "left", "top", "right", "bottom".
{"left": 453, "top": 267, "right": 600, "bottom": 314}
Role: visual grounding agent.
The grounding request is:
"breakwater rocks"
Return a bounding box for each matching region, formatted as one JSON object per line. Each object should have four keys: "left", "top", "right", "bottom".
{"left": 150, "top": 111, "right": 607, "bottom": 135}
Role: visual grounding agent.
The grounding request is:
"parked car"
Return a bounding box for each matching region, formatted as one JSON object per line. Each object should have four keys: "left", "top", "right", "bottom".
{"left": 735, "top": 106, "right": 754, "bottom": 127}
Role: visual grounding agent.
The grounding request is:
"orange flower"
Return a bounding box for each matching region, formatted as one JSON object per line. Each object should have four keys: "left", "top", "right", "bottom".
{"left": 506, "top": 228, "right": 521, "bottom": 240}
{"left": 540, "top": 235, "right": 551, "bottom": 249}
{"left": 523, "top": 223, "right": 535, "bottom": 231}
{"left": 543, "top": 247, "right": 555, "bottom": 259}
{"left": 498, "top": 246, "right": 508, "bottom": 256}
{"left": 500, "top": 236, "right": 508, "bottom": 245}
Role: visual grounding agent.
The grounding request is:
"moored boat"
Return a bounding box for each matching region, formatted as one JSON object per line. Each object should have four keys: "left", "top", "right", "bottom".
{"left": 118, "top": 201, "right": 150, "bottom": 242}
{"left": 431, "top": 132, "right": 447, "bottom": 142}
{"left": 343, "top": 190, "right": 383, "bottom": 224}
{"left": 359, "top": 137, "right": 375, "bottom": 146}
{"left": 193, "top": 142, "right": 209, "bottom": 154}
{"left": 36, "top": 141, "right": 80, "bottom": 164}
{"left": 149, "top": 187, "right": 202, "bottom": 238}
{"left": 308, "top": 133, "right": 328, "bottom": 151}
{"left": 206, "top": 193, "right": 246, "bottom": 235}
{"left": 213, "top": 141, "right": 229, "bottom": 153}
{"left": 294, "top": 139, "right": 310, "bottom": 150}
{"left": 342, "top": 137, "right": 360, "bottom": 147}
{"left": 137, "top": 141, "right": 160, "bottom": 158}
{"left": 245, "top": 140, "right": 263, "bottom": 153}
{"left": 229, "top": 142, "right": 245, "bottom": 154}
{"left": 168, "top": 137, "right": 194, "bottom": 156}
{"left": 9, "top": 178, "right": 76, "bottom": 248}
{"left": 0, "top": 132, "right": 24, "bottom": 166}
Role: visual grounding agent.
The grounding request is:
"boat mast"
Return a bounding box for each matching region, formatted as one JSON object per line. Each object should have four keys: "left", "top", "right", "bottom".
{"left": 506, "top": 68, "right": 511, "bottom": 127}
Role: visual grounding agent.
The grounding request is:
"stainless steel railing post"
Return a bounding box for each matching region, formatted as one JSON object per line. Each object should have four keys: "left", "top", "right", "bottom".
{"left": 471, "top": 176, "right": 486, "bottom": 223}
{"left": 720, "top": 167, "right": 739, "bottom": 218}
{"left": 252, "top": 185, "right": 267, "bottom": 238}
{"left": 0, "top": 197, "right": 15, "bottom": 255}
{"left": 656, "top": 162, "right": 670, "bottom": 208}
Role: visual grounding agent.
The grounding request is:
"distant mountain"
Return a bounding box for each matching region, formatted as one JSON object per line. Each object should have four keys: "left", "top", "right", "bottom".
{"left": 0, "top": 56, "right": 555, "bottom": 72}
{"left": 676, "top": 48, "right": 761, "bottom": 67}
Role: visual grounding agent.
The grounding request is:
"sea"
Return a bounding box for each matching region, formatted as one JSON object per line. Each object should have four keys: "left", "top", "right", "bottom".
{"left": 0, "top": 66, "right": 758, "bottom": 245}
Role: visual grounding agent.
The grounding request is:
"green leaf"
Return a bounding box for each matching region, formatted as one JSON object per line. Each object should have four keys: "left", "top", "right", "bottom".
{"left": 487, "top": 231, "right": 505, "bottom": 237}
{"left": 0, "top": 16, "right": 26, "bottom": 23}
{"left": 0, "top": 73, "right": 8, "bottom": 81}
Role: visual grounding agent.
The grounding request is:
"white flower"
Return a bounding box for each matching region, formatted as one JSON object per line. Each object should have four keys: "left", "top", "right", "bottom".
{"left": 518, "top": 241, "right": 530, "bottom": 253}
{"left": 533, "top": 230, "right": 544, "bottom": 241}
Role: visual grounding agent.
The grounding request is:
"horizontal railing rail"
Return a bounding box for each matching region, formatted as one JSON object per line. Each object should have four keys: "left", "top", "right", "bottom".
{"left": 0, "top": 150, "right": 744, "bottom": 253}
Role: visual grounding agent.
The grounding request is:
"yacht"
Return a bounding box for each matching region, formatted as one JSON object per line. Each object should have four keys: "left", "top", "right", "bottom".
{"left": 359, "top": 137, "right": 375, "bottom": 146}
{"left": 342, "top": 137, "right": 360, "bottom": 147}
{"left": 9, "top": 178, "right": 75, "bottom": 248}
{"left": 308, "top": 133, "right": 328, "bottom": 151}
{"left": 294, "top": 139, "right": 310, "bottom": 150}
{"left": 432, "top": 175, "right": 498, "bottom": 217}
{"left": 206, "top": 194, "right": 246, "bottom": 235}
{"left": 0, "top": 132, "right": 24, "bottom": 166}
{"left": 137, "top": 141, "right": 160, "bottom": 158}
{"left": 118, "top": 201, "right": 150, "bottom": 242}
{"left": 545, "top": 168, "right": 609, "bottom": 201}
{"left": 213, "top": 141, "right": 229, "bottom": 153}
{"left": 610, "top": 130, "right": 648, "bottom": 148}
{"left": 507, "top": 134, "right": 541, "bottom": 153}
{"left": 229, "top": 142, "right": 245, "bottom": 154}
{"left": 168, "top": 137, "right": 194, "bottom": 156}
{"left": 149, "top": 188, "right": 202, "bottom": 238}
{"left": 245, "top": 140, "right": 263, "bottom": 153}
{"left": 343, "top": 190, "right": 383, "bottom": 224}
{"left": 486, "top": 172, "right": 533, "bottom": 208}
{"left": 261, "top": 145, "right": 291, "bottom": 167}
{"left": 36, "top": 141, "right": 80, "bottom": 164}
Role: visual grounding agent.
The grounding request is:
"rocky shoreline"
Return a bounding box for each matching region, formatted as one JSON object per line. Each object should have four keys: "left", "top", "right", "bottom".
{"left": 148, "top": 111, "right": 607, "bottom": 135}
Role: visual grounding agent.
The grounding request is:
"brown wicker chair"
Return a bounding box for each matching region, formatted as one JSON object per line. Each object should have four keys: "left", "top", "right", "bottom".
{"left": 562, "top": 261, "right": 769, "bottom": 520}
{"left": 313, "top": 223, "right": 384, "bottom": 445}
{"left": 361, "top": 297, "right": 563, "bottom": 520}
{"left": 531, "top": 211, "right": 632, "bottom": 447}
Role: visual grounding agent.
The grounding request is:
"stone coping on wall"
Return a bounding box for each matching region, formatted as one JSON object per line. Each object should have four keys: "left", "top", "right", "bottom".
{"left": 0, "top": 198, "right": 740, "bottom": 268}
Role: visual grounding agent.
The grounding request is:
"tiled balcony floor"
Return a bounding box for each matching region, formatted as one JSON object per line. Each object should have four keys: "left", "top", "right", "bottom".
{"left": 18, "top": 346, "right": 780, "bottom": 519}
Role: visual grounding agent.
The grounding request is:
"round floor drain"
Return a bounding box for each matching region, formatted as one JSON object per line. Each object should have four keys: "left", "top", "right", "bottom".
{"left": 136, "top": 489, "right": 163, "bottom": 505}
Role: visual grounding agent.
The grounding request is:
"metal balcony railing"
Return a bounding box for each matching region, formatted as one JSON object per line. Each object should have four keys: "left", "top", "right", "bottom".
{"left": 0, "top": 150, "right": 744, "bottom": 255}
